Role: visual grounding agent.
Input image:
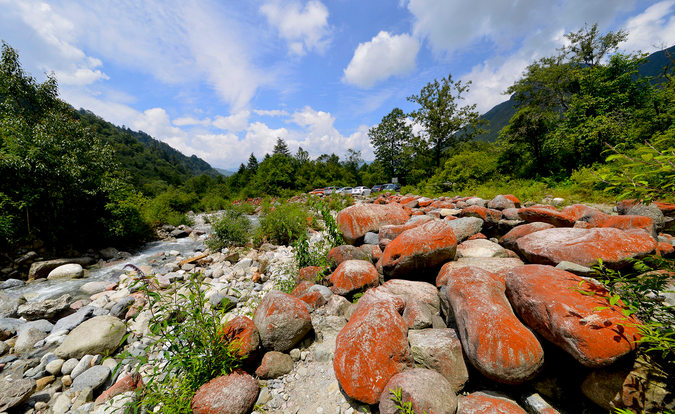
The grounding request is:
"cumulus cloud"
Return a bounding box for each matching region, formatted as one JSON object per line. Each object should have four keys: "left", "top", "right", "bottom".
{"left": 212, "top": 111, "right": 250, "bottom": 132}
{"left": 343, "top": 31, "right": 420, "bottom": 88}
{"left": 260, "top": 0, "right": 331, "bottom": 56}
{"left": 254, "top": 109, "right": 290, "bottom": 117}
{"left": 621, "top": 1, "right": 675, "bottom": 53}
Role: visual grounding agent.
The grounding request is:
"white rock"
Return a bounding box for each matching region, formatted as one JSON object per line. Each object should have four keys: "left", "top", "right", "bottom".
{"left": 48, "top": 264, "right": 84, "bottom": 280}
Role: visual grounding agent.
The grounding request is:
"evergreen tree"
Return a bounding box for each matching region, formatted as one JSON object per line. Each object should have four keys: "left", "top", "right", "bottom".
{"left": 246, "top": 153, "right": 258, "bottom": 172}
{"left": 273, "top": 138, "right": 291, "bottom": 157}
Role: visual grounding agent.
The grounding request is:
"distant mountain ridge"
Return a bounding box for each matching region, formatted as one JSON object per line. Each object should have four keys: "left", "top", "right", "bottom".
{"left": 473, "top": 46, "right": 674, "bottom": 143}
{"left": 74, "top": 109, "right": 220, "bottom": 191}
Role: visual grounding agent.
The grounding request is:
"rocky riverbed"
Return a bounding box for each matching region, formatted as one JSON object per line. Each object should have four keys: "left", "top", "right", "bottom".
{"left": 0, "top": 193, "right": 673, "bottom": 414}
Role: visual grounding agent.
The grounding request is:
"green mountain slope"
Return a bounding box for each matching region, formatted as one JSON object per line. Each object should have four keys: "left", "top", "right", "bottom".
{"left": 473, "top": 46, "right": 674, "bottom": 143}
{"left": 74, "top": 109, "right": 220, "bottom": 194}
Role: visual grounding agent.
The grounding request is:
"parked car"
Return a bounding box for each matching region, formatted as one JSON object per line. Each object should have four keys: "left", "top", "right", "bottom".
{"left": 309, "top": 188, "right": 324, "bottom": 196}
{"left": 324, "top": 186, "right": 339, "bottom": 195}
{"left": 371, "top": 184, "right": 383, "bottom": 193}
{"left": 336, "top": 186, "right": 353, "bottom": 194}
{"left": 352, "top": 186, "right": 372, "bottom": 196}
{"left": 383, "top": 183, "right": 402, "bottom": 193}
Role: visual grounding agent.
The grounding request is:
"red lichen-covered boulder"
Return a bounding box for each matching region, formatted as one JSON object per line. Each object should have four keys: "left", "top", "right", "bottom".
{"left": 379, "top": 216, "right": 435, "bottom": 241}
{"left": 380, "top": 279, "right": 440, "bottom": 313}
{"left": 296, "top": 266, "right": 322, "bottom": 284}
{"left": 253, "top": 290, "right": 312, "bottom": 352}
{"left": 658, "top": 242, "right": 674, "bottom": 257}
{"left": 402, "top": 297, "right": 433, "bottom": 329}
{"left": 460, "top": 205, "right": 502, "bottom": 226}
{"left": 299, "top": 290, "right": 327, "bottom": 311}
{"left": 379, "top": 368, "right": 458, "bottom": 414}
{"left": 334, "top": 288, "right": 412, "bottom": 404}
{"left": 457, "top": 391, "right": 528, "bottom": 414}
{"left": 327, "top": 245, "right": 370, "bottom": 269}
{"left": 654, "top": 201, "right": 675, "bottom": 217}
{"left": 381, "top": 220, "right": 457, "bottom": 281}
{"left": 371, "top": 244, "right": 383, "bottom": 263}
{"left": 443, "top": 266, "right": 544, "bottom": 384}
{"left": 329, "top": 260, "right": 379, "bottom": 296}
{"left": 191, "top": 369, "right": 259, "bottom": 414}
{"left": 503, "top": 195, "right": 521, "bottom": 208}
{"left": 499, "top": 222, "right": 555, "bottom": 252}
{"left": 436, "top": 258, "right": 525, "bottom": 287}
{"left": 561, "top": 204, "right": 610, "bottom": 227}
{"left": 337, "top": 204, "right": 410, "bottom": 245}
{"left": 418, "top": 197, "right": 433, "bottom": 207}
{"left": 95, "top": 372, "right": 144, "bottom": 406}
{"left": 505, "top": 265, "right": 642, "bottom": 367}
{"left": 487, "top": 195, "right": 516, "bottom": 210}
{"left": 515, "top": 227, "right": 657, "bottom": 269}
{"left": 468, "top": 233, "right": 487, "bottom": 240}
{"left": 291, "top": 281, "right": 315, "bottom": 298}
{"left": 603, "top": 215, "right": 657, "bottom": 239}
{"left": 518, "top": 207, "right": 576, "bottom": 227}
{"left": 220, "top": 316, "right": 260, "bottom": 361}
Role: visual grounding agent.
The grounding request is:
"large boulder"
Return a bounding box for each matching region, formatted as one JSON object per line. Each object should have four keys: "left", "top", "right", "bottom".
{"left": 460, "top": 206, "right": 502, "bottom": 226}
{"left": 327, "top": 245, "right": 370, "bottom": 269}
{"left": 498, "top": 222, "right": 554, "bottom": 252}
{"left": 627, "top": 203, "right": 666, "bottom": 233}
{"left": 337, "top": 204, "right": 410, "bottom": 245}
{"left": 436, "top": 258, "right": 525, "bottom": 287}
{"left": 334, "top": 288, "right": 412, "bottom": 404}
{"left": 255, "top": 351, "right": 294, "bottom": 379}
{"left": 443, "top": 266, "right": 544, "bottom": 384}
{"left": 515, "top": 227, "right": 656, "bottom": 269}
{"left": 191, "top": 369, "right": 259, "bottom": 414}
{"left": 487, "top": 195, "right": 516, "bottom": 210}
{"left": 381, "top": 220, "right": 457, "bottom": 282}
{"left": 457, "top": 391, "right": 528, "bottom": 414}
{"left": 14, "top": 326, "right": 48, "bottom": 354}
{"left": 603, "top": 215, "right": 657, "bottom": 240}
{"left": 456, "top": 239, "right": 509, "bottom": 259}
{"left": 220, "top": 315, "right": 260, "bottom": 362}
{"left": 47, "top": 264, "right": 84, "bottom": 280}
{"left": 55, "top": 315, "right": 126, "bottom": 359}
{"left": 0, "top": 378, "right": 36, "bottom": 412}
{"left": 505, "top": 265, "right": 642, "bottom": 367}
{"left": 253, "top": 290, "right": 312, "bottom": 352}
{"left": 28, "top": 257, "right": 95, "bottom": 280}
{"left": 329, "top": 260, "right": 379, "bottom": 296}
{"left": 379, "top": 368, "right": 458, "bottom": 414}
{"left": 518, "top": 207, "right": 576, "bottom": 227}
{"left": 408, "top": 328, "right": 468, "bottom": 392}
{"left": 447, "top": 217, "right": 484, "bottom": 243}
{"left": 380, "top": 279, "right": 440, "bottom": 313}
{"left": 561, "top": 204, "right": 610, "bottom": 227}
{"left": 0, "top": 292, "right": 26, "bottom": 318}
{"left": 17, "top": 294, "right": 72, "bottom": 321}
{"left": 379, "top": 216, "right": 436, "bottom": 241}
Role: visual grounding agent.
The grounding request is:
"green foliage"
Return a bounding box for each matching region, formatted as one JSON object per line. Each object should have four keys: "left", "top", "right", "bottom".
{"left": 389, "top": 388, "right": 425, "bottom": 414}
{"left": 104, "top": 190, "right": 154, "bottom": 244}
{"left": 369, "top": 108, "right": 414, "bottom": 180}
{"left": 254, "top": 202, "right": 310, "bottom": 246}
{"left": 121, "top": 272, "right": 243, "bottom": 413}
{"left": 591, "top": 256, "right": 675, "bottom": 363}
{"left": 430, "top": 142, "right": 499, "bottom": 187}
{"left": 407, "top": 74, "right": 487, "bottom": 170}
{"left": 0, "top": 192, "right": 16, "bottom": 247}
{"left": 206, "top": 207, "right": 252, "bottom": 250}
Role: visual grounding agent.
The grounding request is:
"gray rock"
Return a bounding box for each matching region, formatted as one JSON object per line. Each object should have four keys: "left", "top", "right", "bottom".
{"left": 256, "top": 351, "right": 294, "bottom": 379}
{"left": 0, "top": 279, "right": 25, "bottom": 290}
{"left": 18, "top": 319, "right": 54, "bottom": 335}
{"left": 55, "top": 315, "right": 127, "bottom": 359}
{"left": 627, "top": 203, "right": 665, "bottom": 233}
{"left": 72, "top": 386, "right": 94, "bottom": 411}
{"left": 99, "top": 247, "right": 119, "bottom": 260}
{"left": 0, "top": 292, "right": 26, "bottom": 318}
{"left": 234, "top": 258, "right": 253, "bottom": 269}
{"left": 170, "top": 229, "right": 188, "bottom": 238}
{"left": 455, "top": 239, "right": 509, "bottom": 259}
{"left": 555, "top": 261, "right": 596, "bottom": 276}
{"left": 408, "top": 329, "right": 468, "bottom": 393}
{"left": 363, "top": 232, "right": 380, "bottom": 245}
{"left": 379, "top": 368, "right": 457, "bottom": 414}
{"left": 254, "top": 290, "right": 312, "bottom": 352}
{"left": 47, "top": 263, "right": 84, "bottom": 280}
{"left": 71, "top": 355, "right": 95, "bottom": 379}
{"left": 52, "top": 306, "right": 95, "bottom": 333}
{"left": 15, "top": 326, "right": 48, "bottom": 354}
{"left": 28, "top": 257, "right": 95, "bottom": 279}
{"left": 61, "top": 358, "right": 79, "bottom": 375}
{"left": 80, "top": 281, "right": 110, "bottom": 295}
{"left": 0, "top": 378, "right": 37, "bottom": 411}
{"left": 308, "top": 284, "right": 333, "bottom": 301}
{"left": 71, "top": 365, "right": 111, "bottom": 391}
{"left": 17, "top": 294, "right": 72, "bottom": 321}
{"left": 314, "top": 346, "right": 332, "bottom": 362}
{"left": 0, "top": 317, "right": 26, "bottom": 334}
{"left": 0, "top": 341, "right": 9, "bottom": 356}
{"left": 46, "top": 358, "right": 65, "bottom": 375}
{"left": 109, "top": 297, "right": 135, "bottom": 319}
{"left": 52, "top": 392, "right": 72, "bottom": 414}
{"left": 447, "top": 217, "right": 483, "bottom": 243}
{"left": 324, "top": 295, "right": 350, "bottom": 317}
{"left": 74, "top": 402, "right": 95, "bottom": 414}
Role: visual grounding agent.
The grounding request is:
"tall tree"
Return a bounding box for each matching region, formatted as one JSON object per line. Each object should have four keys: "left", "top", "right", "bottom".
{"left": 272, "top": 138, "right": 291, "bottom": 157}
{"left": 246, "top": 153, "right": 258, "bottom": 172}
{"left": 368, "top": 108, "right": 413, "bottom": 180}
{"left": 407, "top": 75, "right": 485, "bottom": 169}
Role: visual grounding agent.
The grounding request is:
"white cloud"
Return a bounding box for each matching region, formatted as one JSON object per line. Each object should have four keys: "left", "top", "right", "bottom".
{"left": 460, "top": 55, "right": 531, "bottom": 114}
{"left": 212, "top": 111, "right": 250, "bottom": 132}
{"left": 621, "top": 1, "right": 675, "bottom": 53}
{"left": 260, "top": 0, "right": 331, "bottom": 56}
{"left": 254, "top": 109, "right": 290, "bottom": 117}
{"left": 343, "top": 31, "right": 420, "bottom": 88}
{"left": 173, "top": 117, "right": 213, "bottom": 127}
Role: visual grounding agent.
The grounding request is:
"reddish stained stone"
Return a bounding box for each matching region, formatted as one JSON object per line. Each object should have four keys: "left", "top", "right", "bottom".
{"left": 658, "top": 242, "right": 674, "bottom": 256}
{"left": 468, "top": 233, "right": 487, "bottom": 240}
{"left": 460, "top": 205, "right": 502, "bottom": 225}
{"left": 503, "top": 194, "right": 521, "bottom": 208}
{"left": 191, "top": 369, "right": 259, "bottom": 414}
{"left": 299, "top": 291, "right": 327, "bottom": 310}
{"left": 95, "top": 372, "right": 144, "bottom": 406}
{"left": 296, "top": 266, "right": 321, "bottom": 285}
{"left": 505, "top": 265, "right": 642, "bottom": 367}
{"left": 616, "top": 199, "right": 638, "bottom": 215}
{"left": 329, "top": 260, "right": 379, "bottom": 296}
{"left": 517, "top": 207, "right": 576, "bottom": 227}
{"left": 561, "top": 204, "right": 610, "bottom": 227}
{"left": 219, "top": 315, "right": 260, "bottom": 361}
{"left": 654, "top": 201, "right": 675, "bottom": 217}
{"left": 334, "top": 290, "right": 412, "bottom": 404}
{"left": 337, "top": 204, "right": 410, "bottom": 245}
{"left": 381, "top": 220, "right": 457, "bottom": 281}
{"left": 371, "top": 245, "right": 383, "bottom": 263}
{"left": 399, "top": 196, "right": 419, "bottom": 205}
{"left": 253, "top": 290, "right": 312, "bottom": 352}
{"left": 603, "top": 215, "right": 656, "bottom": 239}
{"left": 516, "top": 227, "right": 657, "bottom": 269}
{"left": 379, "top": 216, "right": 435, "bottom": 241}
{"left": 291, "top": 281, "right": 315, "bottom": 298}
{"left": 457, "top": 391, "right": 528, "bottom": 414}
{"left": 418, "top": 198, "right": 434, "bottom": 207}
{"left": 411, "top": 210, "right": 425, "bottom": 216}
{"left": 444, "top": 266, "right": 544, "bottom": 384}
{"left": 327, "top": 245, "right": 370, "bottom": 269}
{"left": 499, "top": 222, "right": 554, "bottom": 252}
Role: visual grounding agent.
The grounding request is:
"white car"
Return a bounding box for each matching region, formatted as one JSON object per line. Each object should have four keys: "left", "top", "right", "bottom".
{"left": 336, "top": 187, "right": 353, "bottom": 194}
{"left": 351, "top": 186, "right": 371, "bottom": 196}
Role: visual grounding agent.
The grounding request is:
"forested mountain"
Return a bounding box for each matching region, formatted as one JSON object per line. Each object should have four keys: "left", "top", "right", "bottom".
{"left": 473, "top": 46, "right": 674, "bottom": 143}
{"left": 74, "top": 109, "right": 220, "bottom": 195}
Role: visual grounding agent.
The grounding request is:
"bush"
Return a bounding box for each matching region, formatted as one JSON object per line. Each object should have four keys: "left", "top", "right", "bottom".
{"left": 253, "top": 202, "right": 310, "bottom": 246}
{"left": 206, "top": 208, "right": 252, "bottom": 250}
{"left": 120, "top": 272, "right": 243, "bottom": 413}
{"left": 104, "top": 190, "right": 154, "bottom": 245}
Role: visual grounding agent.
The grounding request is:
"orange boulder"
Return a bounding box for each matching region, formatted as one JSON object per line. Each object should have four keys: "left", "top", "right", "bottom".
{"left": 329, "top": 260, "right": 379, "bottom": 296}
{"left": 337, "top": 203, "right": 410, "bottom": 245}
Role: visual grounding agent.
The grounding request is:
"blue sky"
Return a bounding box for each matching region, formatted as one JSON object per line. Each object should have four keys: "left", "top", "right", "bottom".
{"left": 1, "top": 0, "right": 674, "bottom": 170}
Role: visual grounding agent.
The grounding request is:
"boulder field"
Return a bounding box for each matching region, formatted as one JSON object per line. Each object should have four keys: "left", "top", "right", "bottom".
{"left": 0, "top": 194, "right": 672, "bottom": 414}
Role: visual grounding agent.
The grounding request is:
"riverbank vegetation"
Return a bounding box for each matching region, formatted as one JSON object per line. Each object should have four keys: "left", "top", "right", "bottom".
{"left": 1, "top": 23, "right": 673, "bottom": 254}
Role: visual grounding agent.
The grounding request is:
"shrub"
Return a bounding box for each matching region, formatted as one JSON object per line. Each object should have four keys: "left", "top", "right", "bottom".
{"left": 120, "top": 271, "right": 243, "bottom": 413}
{"left": 206, "top": 208, "right": 252, "bottom": 250}
{"left": 104, "top": 190, "right": 154, "bottom": 245}
{"left": 253, "top": 202, "right": 310, "bottom": 246}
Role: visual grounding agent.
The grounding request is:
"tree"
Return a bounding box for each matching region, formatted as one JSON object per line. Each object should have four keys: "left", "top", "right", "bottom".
{"left": 246, "top": 153, "right": 258, "bottom": 172}
{"left": 272, "top": 138, "right": 291, "bottom": 157}
{"left": 368, "top": 108, "right": 413, "bottom": 180}
{"left": 407, "top": 74, "right": 485, "bottom": 169}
